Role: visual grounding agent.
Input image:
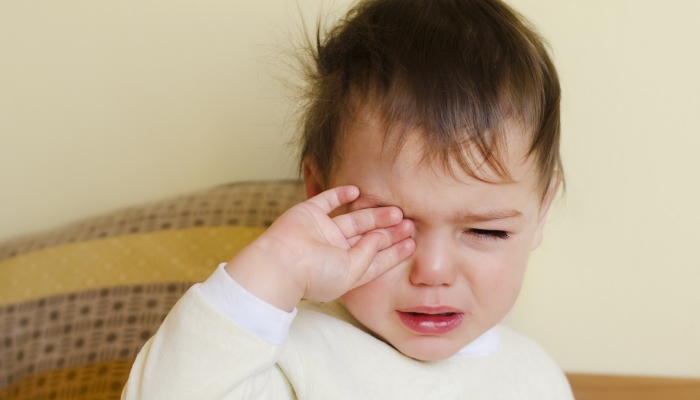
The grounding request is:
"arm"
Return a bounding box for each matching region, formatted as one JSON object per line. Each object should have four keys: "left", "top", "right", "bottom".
{"left": 122, "top": 186, "right": 415, "bottom": 399}
{"left": 122, "top": 284, "right": 291, "bottom": 400}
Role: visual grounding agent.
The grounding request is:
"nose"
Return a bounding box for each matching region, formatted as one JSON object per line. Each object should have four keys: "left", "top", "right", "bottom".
{"left": 408, "top": 234, "right": 457, "bottom": 287}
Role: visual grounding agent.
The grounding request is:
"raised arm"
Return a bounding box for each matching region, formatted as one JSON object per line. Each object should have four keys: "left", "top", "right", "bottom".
{"left": 226, "top": 185, "right": 415, "bottom": 311}
{"left": 122, "top": 186, "right": 414, "bottom": 399}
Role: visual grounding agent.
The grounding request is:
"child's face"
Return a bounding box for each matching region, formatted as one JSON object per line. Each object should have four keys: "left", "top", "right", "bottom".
{"left": 307, "top": 114, "right": 555, "bottom": 361}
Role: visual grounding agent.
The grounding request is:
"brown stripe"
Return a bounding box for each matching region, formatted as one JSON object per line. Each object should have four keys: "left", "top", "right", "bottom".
{"left": 0, "top": 359, "right": 133, "bottom": 400}
{"left": 0, "top": 180, "right": 304, "bottom": 262}
{"left": 567, "top": 373, "right": 700, "bottom": 400}
{"left": 0, "top": 283, "right": 193, "bottom": 390}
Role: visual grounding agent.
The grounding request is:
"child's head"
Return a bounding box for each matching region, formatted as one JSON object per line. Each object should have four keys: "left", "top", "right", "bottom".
{"left": 299, "top": 0, "right": 562, "bottom": 360}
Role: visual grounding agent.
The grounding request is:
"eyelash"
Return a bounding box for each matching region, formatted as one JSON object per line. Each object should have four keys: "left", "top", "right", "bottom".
{"left": 466, "top": 229, "right": 510, "bottom": 240}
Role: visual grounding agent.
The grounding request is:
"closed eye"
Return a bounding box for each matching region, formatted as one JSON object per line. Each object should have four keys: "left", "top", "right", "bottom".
{"left": 466, "top": 229, "right": 510, "bottom": 240}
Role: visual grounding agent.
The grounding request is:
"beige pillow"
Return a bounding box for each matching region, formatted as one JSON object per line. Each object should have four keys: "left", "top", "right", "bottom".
{"left": 0, "top": 180, "right": 304, "bottom": 400}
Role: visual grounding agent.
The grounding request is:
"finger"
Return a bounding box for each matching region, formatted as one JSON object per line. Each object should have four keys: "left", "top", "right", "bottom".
{"left": 332, "top": 206, "right": 403, "bottom": 238}
{"left": 346, "top": 218, "right": 414, "bottom": 248}
{"left": 352, "top": 238, "right": 416, "bottom": 289}
{"left": 345, "top": 231, "right": 390, "bottom": 284}
{"left": 306, "top": 185, "right": 360, "bottom": 214}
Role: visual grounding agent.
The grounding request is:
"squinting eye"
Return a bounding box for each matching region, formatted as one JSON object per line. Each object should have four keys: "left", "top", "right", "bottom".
{"left": 466, "top": 229, "right": 510, "bottom": 240}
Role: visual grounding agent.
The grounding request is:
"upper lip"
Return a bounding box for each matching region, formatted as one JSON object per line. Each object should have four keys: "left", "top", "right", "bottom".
{"left": 397, "top": 306, "right": 463, "bottom": 314}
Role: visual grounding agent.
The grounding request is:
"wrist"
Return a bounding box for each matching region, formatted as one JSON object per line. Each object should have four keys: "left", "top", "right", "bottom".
{"left": 224, "top": 239, "right": 305, "bottom": 313}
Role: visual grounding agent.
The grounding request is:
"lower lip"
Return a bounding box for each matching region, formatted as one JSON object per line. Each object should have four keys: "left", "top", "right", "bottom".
{"left": 397, "top": 311, "right": 464, "bottom": 334}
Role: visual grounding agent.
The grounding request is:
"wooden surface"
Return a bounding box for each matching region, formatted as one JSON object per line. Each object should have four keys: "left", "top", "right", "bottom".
{"left": 567, "top": 373, "right": 700, "bottom": 400}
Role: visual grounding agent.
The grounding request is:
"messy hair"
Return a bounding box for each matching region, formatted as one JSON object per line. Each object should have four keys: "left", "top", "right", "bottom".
{"left": 297, "top": 0, "right": 562, "bottom": 197}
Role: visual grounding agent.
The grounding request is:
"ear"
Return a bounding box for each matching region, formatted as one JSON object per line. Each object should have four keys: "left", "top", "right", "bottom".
{"left": 531, "top": 173, "right": 561, "bottom": 250}
{"left": 303, "top": 156, "right": 324, "bottom": 200}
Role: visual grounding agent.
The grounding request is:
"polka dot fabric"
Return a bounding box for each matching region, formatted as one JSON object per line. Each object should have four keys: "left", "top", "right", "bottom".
{"left": 0, "top": 227, "right": 267, "bottom": 304}
{"left": 0, "top": 283, "right": 191, "bottom": 394}
{"left": 0, "top": 181, "right": 305, "bottom": 399}
{"left": 0, "top": 180, "right": 304, "bottom": 263}
{"left": 0, "top": 360, "right": 134, "bottom": 400}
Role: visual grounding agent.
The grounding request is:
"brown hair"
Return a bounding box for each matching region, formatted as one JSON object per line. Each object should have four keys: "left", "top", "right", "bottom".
{"left": 297, "top": 0, "right": 562, "bottom": 197}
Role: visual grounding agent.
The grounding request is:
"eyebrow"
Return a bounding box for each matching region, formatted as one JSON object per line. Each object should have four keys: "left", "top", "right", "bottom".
{"left": 451, "top": 209, "right": 523, "bottom": 223}
{"left": 354, "top": 191, "right": 522, "bottom": 223}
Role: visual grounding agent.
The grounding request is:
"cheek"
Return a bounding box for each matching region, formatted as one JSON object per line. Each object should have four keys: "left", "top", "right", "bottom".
{"left": 342, "top": 270, "right": 398, "bottom": 322}
{"left": 468, "top": 243, "right": 530, "bottom": 302}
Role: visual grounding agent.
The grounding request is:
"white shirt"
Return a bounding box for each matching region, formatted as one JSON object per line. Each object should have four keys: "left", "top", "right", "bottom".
{"left": 199, "top": 262, "right": 499, "bottom": 356}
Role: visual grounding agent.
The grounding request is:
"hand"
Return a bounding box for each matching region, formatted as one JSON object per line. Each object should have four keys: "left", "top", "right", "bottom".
{"left": 225, "top": 185, "right": 415, "bottom": 311}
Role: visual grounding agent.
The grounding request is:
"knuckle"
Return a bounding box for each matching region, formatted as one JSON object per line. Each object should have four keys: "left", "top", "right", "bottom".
{"left": 350, "top": 217, "right": 360, "bottom": 234}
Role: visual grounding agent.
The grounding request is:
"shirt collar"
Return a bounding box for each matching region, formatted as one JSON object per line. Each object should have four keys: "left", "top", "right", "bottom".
{"left": 449, "top": 327, "right": 500, "bottom": 359}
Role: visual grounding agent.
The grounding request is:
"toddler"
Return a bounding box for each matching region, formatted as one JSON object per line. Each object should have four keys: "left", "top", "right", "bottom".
{"left": 123, "top": 0, "right": 574, "bottom": 398}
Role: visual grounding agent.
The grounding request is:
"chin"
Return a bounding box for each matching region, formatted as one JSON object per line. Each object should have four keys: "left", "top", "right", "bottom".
{"left": 393, "top": 336, "right": 462, "bottom": 361}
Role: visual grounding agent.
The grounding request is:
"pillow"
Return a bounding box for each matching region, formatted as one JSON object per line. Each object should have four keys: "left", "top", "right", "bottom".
{"left": 0, "top": 180, "right": 305, "bottom": 400}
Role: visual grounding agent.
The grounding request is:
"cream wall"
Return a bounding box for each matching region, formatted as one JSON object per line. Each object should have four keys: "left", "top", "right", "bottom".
{"left": 1, "top": 0, "right": 698, "bottom": 378}
{"left": 0, "top": 0, "right": 311, "bottom": 242}
{"left": 508, "top": 0, "right": 700, "bottom": 378}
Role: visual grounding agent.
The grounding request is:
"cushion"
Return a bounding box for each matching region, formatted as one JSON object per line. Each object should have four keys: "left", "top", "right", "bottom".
{"left": 0, "top": 180, "right": 305, "bottom": 400}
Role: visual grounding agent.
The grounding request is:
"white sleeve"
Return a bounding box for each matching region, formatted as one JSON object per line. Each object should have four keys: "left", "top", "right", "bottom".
{"left": 122, "top": 283, "right": 294, "bottom": 400}
{"left": 198, "top": 263, "right": 297, "bottom": 345}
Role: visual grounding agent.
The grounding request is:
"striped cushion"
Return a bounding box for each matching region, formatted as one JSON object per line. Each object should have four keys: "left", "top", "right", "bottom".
{"left": 0, "top": 180, "right": 305, "bottom": 399}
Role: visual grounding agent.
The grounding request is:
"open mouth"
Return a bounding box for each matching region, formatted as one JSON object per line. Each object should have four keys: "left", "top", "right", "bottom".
{"left": 397, "top": 311, "right": 464, "bottom": 334}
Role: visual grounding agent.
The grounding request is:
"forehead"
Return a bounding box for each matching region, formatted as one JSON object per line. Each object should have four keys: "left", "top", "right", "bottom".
{"left": 329, "top": 112, "right": 544, "bottom": 219}
{"left": 334, "top": 110, "right": 538, "bottom": 188}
